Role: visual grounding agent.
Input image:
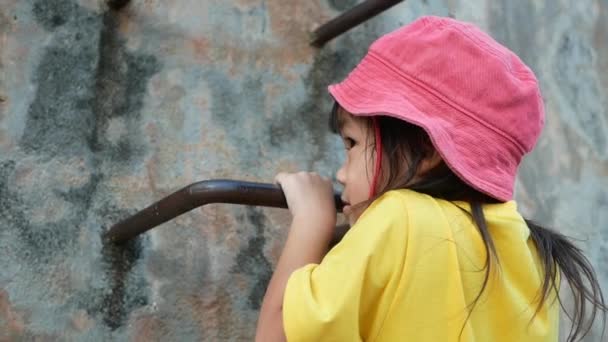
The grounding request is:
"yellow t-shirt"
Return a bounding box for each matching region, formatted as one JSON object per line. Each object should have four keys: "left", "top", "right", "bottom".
{"left": 283, "top": 189, "right": 559, "bottom": 341}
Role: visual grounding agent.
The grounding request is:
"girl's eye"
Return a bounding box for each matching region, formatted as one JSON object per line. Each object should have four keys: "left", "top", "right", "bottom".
{"left": 343, "top": 137, "right": 355, "bottom": 150}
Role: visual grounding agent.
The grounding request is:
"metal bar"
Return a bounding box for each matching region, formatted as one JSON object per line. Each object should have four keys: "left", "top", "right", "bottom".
{"left": 104, "top": 179, "right": 344, "bottom": 244}
{"left": 107, "top": 0, "right": 131, "bottom": 10}
{"left": 310, "top": 0, "right": 404, "bottom": 47}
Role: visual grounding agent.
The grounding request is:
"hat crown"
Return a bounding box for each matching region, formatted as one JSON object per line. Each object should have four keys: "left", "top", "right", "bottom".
{"left": 369, "top": 16, "right": 544, "bottom": 153}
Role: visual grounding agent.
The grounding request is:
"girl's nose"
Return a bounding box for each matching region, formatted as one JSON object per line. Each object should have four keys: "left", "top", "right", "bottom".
{"left": 336, "top": 164, "right": 346, "bottom": 185}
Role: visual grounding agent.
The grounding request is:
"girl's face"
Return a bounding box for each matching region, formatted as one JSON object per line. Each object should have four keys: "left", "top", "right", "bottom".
{"left": 335, "top": 110, "right": 375, "bottom": 225}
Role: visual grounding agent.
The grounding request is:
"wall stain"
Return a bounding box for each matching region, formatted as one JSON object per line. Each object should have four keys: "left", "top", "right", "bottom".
{"left": 100, "top": 232, "right": 148, "bottom": 330}
{"left": 204, "top": 69, "right": 266, "bottom": 168}
{"left": 0, "top": 160, "right": 93, "bottom": 265}
{"left": 231, "top": 208, "right": 273, "bottom": 310}
{"left": 32, "top": 0, "right": 79, "bottom": 30}
{"left": 554, "top": 32, "right": 607, "bottom": 155}
{"left": 267, "top": 35, "right": 372, "bottom": 168}
{"left": 487, "top": 0, "right": 539, "bottom": 70}
{"left": 20, "top": 1, "right": 100, "bottom": 157}
{"left": 89, "top": 11, "right": 161, "bottom": 162}
{"left": 594, "top": 0, "right": 608, "bottom": 101}
{"left": 328, "top": 0, "right": 359, "bottom": 12}
{"left": 0, "top": 161, "right": 27, "bottom": 237}
{"left": 6, "top": 0, "right": 161, "bottom": 331}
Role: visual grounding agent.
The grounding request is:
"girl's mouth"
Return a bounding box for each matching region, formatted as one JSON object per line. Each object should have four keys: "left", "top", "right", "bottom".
{"left": 341, "top": 198, "right": 351, "bottom": 214}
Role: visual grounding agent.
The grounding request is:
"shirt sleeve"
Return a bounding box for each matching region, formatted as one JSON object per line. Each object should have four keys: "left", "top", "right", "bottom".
{"left": 282, "top": 192, "right": 409, "bottom": 341}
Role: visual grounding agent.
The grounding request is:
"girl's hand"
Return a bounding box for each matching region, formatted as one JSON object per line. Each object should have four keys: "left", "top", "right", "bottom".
{"left": 275, "top": 172, "right": 337, "bottom": 229}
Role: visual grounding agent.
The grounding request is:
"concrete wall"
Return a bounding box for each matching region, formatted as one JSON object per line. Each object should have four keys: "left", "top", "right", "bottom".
{"left": 0, "top": 0, "right": 606, "bottom": 340}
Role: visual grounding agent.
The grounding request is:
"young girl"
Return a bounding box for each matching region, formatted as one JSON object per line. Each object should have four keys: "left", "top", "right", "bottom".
{"left": 256, "top": 16, "right": 606, "bottom": 341}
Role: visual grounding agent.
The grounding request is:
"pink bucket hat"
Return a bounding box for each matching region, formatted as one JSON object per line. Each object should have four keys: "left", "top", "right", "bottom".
{"left": 328, "top": 16, "right": 545, "bottom": 201}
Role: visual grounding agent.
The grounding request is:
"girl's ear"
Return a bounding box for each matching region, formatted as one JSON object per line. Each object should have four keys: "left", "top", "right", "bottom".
{"left": 418, "top": 149, "right": 443, "bottom": 175}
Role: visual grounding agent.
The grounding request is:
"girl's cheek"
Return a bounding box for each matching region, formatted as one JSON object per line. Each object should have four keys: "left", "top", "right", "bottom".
{"left": 344, "top": 156, "right": 351, "bottom": 173}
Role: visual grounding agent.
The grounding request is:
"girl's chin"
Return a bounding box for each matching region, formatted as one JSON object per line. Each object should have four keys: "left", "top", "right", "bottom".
{"left": 343, "top": 204, "right": 352, "bottom": 214}
{"left": 342, "top": 205, "right": 358, "bottom": 226}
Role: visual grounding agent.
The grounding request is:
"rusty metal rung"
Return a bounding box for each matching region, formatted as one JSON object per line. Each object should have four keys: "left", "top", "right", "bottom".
{"left": 310, "top": 0, "right": 405, "bottom": 47}
{"left": 107, "top": 0, "right": 131, "bottom": 10}
{"left": 105, "top": 179, "right": 344, "bottom": 244}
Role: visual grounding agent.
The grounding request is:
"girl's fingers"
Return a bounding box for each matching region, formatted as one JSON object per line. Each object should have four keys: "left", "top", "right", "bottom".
{"left": 274, "top": 172, "right": 288, "bottom": 185}
{"left": 275, "top": 172, "right": 333, "bottom": 194}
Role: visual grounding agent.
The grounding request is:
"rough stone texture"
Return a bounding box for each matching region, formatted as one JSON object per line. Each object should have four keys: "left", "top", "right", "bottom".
{"left": 0, "top": 0, "right": 606, "bottom": 340}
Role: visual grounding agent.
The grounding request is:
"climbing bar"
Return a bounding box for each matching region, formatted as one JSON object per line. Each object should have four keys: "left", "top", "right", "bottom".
{"left": 105, "top": 179, "right": 344, "bottom": 244}
{"left": 107, "top": 0, "right": 131, "bottom": 10}
{"left": 310, "top": 0, "right": 405, "bottom": 47}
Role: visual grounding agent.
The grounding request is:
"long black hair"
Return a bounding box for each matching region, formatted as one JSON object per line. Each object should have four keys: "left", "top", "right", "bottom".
{"left": 330, "top": 103, "right": 607, "bottom": 341}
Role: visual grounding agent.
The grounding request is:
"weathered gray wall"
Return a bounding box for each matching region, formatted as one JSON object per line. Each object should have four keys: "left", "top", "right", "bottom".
{"left": 0, "top": 0, "right": 606, "bottom": 340}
